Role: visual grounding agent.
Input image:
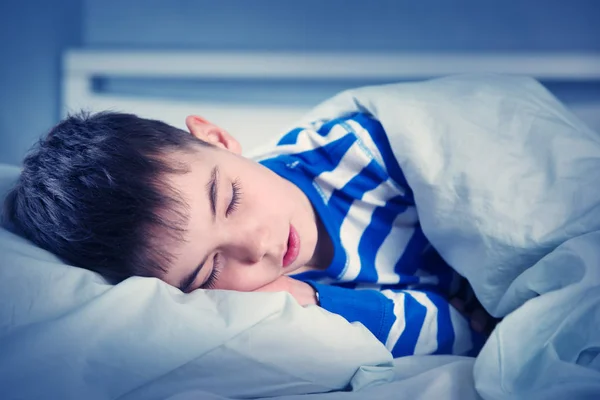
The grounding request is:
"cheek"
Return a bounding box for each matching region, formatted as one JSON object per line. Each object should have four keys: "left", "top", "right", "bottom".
{"left": 214, "top": 267, "right": 279, "bottom": 292}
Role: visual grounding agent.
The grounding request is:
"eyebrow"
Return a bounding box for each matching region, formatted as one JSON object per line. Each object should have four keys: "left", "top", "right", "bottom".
{"left": 206, "top": 166, "right": 218, "bottom": 222}
{"left": 178, "top": 165, "right": 218, "bottom": 292}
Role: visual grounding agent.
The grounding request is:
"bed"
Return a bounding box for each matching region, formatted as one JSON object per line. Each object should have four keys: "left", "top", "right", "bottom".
{"left": 61, "top": 51, "right": 600, "bottom": 154}
{"left": 1, "top": 51, "right": 600, "bottom": 400}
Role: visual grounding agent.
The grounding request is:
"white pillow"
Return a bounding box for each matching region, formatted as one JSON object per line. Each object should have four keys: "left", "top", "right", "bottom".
{"left": 0, "top": 164, "right": 393, "bottom": 399}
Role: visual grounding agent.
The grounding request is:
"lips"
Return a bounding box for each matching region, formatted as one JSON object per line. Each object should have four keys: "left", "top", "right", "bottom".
{"left": 282, "top": 224, "right": 300, "bottom": 268}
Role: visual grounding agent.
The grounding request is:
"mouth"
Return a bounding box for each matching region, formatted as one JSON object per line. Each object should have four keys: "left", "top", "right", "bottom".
{"left": 282, "top": 224, "right": 300, "bottom": 268}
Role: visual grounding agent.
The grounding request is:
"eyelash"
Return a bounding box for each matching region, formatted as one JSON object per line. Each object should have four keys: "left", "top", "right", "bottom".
{"left": 201, "top": 254, "right": 222, "bottom": 289}
{"left": 226, "top": 178, "right": 242, "bottom": 217}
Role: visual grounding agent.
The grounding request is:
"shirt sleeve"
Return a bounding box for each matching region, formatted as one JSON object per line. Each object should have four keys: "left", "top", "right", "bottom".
{"left": 306, "top": 281, "right": 485, "bottom": 358}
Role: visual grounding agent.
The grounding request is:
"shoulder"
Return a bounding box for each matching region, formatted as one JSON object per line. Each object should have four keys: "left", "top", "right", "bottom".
{"left": 260, "top": 112, "right": 385, "bottom": 151}
{"left": 313, "top": 112, "right": 384, "bottom": 139}
{"left": 251, "top": 112, "right": 389, "bottom": 173}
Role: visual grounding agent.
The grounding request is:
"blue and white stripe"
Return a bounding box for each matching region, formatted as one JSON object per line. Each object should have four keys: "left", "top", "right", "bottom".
{"left": 257, "top": 112, "right": 481, "bottom": 357}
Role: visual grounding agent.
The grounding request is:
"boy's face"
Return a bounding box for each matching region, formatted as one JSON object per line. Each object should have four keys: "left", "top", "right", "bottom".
{"left": 161, "top": 116, "right": 329, "bottom": 293}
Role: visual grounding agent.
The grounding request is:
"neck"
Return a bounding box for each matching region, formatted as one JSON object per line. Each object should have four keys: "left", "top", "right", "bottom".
{"left": 308, "top": 209, "right": 333, "bottom": 270}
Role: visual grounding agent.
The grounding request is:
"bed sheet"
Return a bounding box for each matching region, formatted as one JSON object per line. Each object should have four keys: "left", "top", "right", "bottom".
{"left": 160, "top": 357, "right": 480, "bottom": 400}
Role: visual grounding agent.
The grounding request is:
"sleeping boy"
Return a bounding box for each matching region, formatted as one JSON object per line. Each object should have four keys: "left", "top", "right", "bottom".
{"left": 3, "top": 110, "right": 492, "bottom": 358}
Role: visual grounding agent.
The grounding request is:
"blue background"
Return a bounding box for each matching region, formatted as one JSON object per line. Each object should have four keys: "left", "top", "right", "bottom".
{"left": 1, "top": 0, "right": 599, "bottom": 165}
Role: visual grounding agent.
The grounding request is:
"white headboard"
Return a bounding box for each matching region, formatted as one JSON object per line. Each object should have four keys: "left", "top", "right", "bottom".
{"left": 62, "top": 51, "right": 600, "bottom": 154}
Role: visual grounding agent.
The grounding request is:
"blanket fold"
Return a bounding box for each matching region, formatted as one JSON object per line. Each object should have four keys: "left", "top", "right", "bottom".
{"left": 298, "top": 74, "right": 600, "bottom": 398}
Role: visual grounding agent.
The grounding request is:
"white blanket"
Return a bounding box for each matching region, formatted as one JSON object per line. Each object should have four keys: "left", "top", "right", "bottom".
{"left": 1, "top": 75, "right": 599, "bottom": 399}
{"left": 295, "top": 74, "right": 600, "bottom": 399}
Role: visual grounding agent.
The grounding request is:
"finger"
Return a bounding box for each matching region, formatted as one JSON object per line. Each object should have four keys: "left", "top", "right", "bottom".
{"left": 252, "top": 276, "right": 290, "bottom": 292}
{"left": 450, "top": 297, "right": 466, "bottom": 314}
{"left": 252, "top": 282, "right": 282, "bottom": 292}
{"left": 470, "top": 308, "right": 488, "bottom": 333}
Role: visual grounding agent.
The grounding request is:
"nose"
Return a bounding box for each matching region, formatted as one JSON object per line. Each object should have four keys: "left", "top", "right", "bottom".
{"left": 230, "top": 225, "right": 271, "bottom": 264}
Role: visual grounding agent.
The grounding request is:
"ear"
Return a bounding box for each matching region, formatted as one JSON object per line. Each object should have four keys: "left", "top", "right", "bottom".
{"left": 185, "top": 115, "right": 242, "bottom": 155}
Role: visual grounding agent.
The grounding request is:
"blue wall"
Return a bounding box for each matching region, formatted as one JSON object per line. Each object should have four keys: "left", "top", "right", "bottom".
{"left": 1, "top": 0, "right": 599, "bottom": 165}
{"left": 0, "top": 0, "right": 82, "bottom": 166}
{"left": 83, "top": 0, "right": 599, "bottom": 51}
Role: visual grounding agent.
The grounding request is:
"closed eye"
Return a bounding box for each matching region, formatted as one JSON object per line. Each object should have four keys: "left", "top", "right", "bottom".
{"left": 226, "top": 178, "right": 242, "bottom": 216}
{"left": 200, "top": 254, "right": 221, "bottom": 289}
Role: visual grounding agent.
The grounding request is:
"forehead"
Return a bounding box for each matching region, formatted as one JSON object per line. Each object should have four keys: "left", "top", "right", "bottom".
{"left": 164, "top": 147, "right": 235, "bottom": 230}
{"left": 158, "top": 158, "right": 212, "bottom": 286}
{"left": 165, "top": 152, "right": 212, "bottom": 213}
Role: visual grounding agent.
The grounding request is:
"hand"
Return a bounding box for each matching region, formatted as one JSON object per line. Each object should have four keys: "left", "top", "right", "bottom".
{"left": 450, "top": 297, "right": 496, "bottom": 335}
{"left": 254, "top": 276, "right": 318, "bottom": 306}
